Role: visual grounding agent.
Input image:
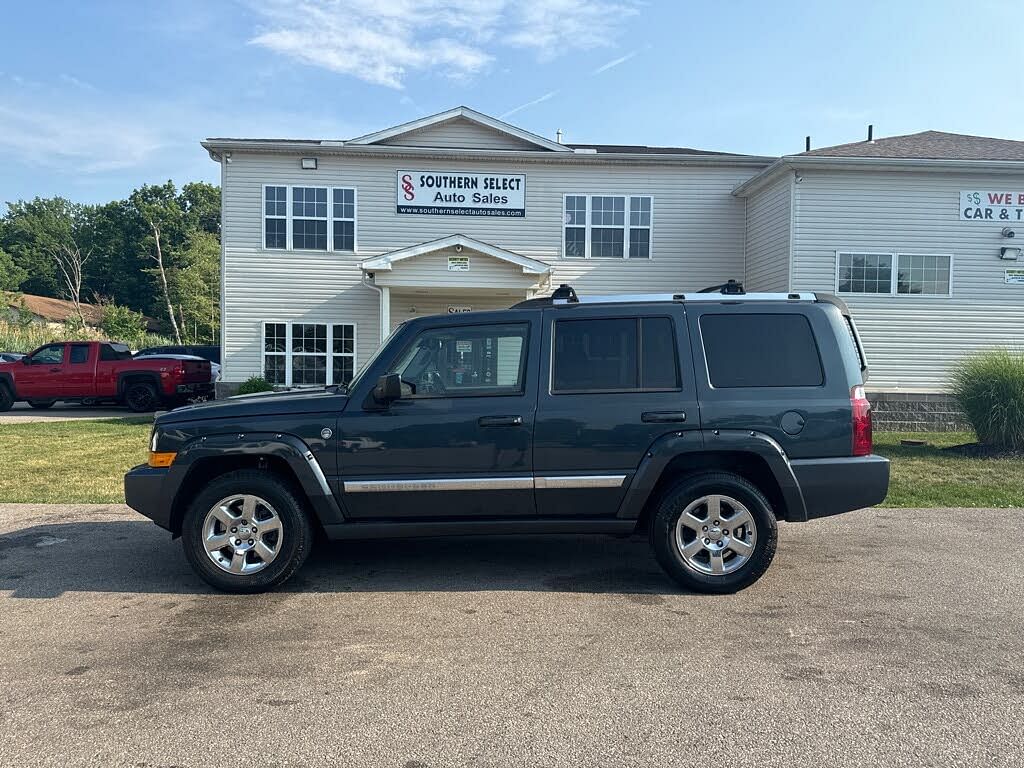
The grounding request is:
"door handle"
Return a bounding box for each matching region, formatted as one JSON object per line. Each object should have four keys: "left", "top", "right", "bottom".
{"left": 642, "top": 411, "right": 687, "bottom": 423}
{"left": 49, "top": 367, "right": 61, "bottom": 373}
{"left": 478, "top": 415, "right": 523, "bottom": 427}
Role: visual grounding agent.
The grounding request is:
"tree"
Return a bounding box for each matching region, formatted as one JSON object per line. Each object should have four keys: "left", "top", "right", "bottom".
{"left": 130, "top": 182, "right": 186, "bottom": 343}
{"left": 180, "top": 182, "right": 221, "bottom": 236}
{"left": 2, "top": 197, "right": 92, "bottom": 325}
{"left": 168, "top": 229, "right": 220, "bottom": 344}
{"left": 0, "top": 247, "right": 27, "bottom": 291}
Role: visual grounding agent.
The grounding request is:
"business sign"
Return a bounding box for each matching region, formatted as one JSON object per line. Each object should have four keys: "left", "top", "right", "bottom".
{"left": 447, "top": 255, "right": 470, "bottom": 271}
{"left": 448, "top": 305, "right": 473, "bottom": 314}
{"left": 397, "top": 171, "right": 526, "bottom": 217}
{"left": 960, "top": 190, "right": 1024, "bottom": 221}
{"left": 1006, "top": 268, "right": 1024, "bottom": 284}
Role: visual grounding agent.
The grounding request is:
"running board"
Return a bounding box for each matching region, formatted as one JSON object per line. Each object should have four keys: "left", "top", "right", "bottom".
{"left": 323, "top": 518, "right": 638, "bottom": 541}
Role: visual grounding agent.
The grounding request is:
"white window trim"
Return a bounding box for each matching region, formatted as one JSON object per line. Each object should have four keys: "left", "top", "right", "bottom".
{"left": 261, "top": 321, "right": 357, "bottom": 387}
{"left": 834, "top": 250, "right": 954, "bottom": 297}
{"left": 562, "top": 194, "right": 654, "bottom": 260}
{"left": 262, "top": 184, "right": 358, "bottom": 253}
{"left": 332, "top": 187, "right": 359, "bottom": 253}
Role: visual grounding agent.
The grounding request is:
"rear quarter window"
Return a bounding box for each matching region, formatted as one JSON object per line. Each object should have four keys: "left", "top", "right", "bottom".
{"left": 700, "top": 313, "right": 823, "bottom": 388}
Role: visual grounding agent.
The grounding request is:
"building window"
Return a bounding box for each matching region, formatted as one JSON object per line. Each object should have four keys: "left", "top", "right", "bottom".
{"left": 563, "top": 195, "right": 653, "bottom": 259}
{"left": 263, "top": 322, "right": 356, "bottom": 387}
{"left": 897, "top": 254, "right": 951, "bottom": 295}
{"left": 292, "top": 187, "right": 328, "bottom": 250}
{"left": 264, "top": 186, "right": 287, "bottom": 249}
{"left": 837, "top": 252, "right": 952, "bottom": 296}
{"left": 333, "top": 188, "right": 356, "bottom": 251}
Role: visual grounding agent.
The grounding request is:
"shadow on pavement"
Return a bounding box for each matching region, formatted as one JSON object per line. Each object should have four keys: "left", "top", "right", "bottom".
{"left": 0, "top": 519, "right": 679, "bottom": 598}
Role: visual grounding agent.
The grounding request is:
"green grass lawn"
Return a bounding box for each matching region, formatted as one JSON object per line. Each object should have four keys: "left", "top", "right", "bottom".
{"left": 0, "top": 419, "right": 1020, "bottom": 508}
{"left": 874, "top": 431, "right": 1024, "bottom": 508}
{"left": 0, "top": 418, "right": 150, "bottom": 503}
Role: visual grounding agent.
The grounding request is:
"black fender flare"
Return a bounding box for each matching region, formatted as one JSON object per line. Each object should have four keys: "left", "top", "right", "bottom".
{"left": 165, "top": 432, "right": 345, "bottom": 531}
{"left": 117, "top": 371, "right": 162, "bottom": 397}
{"left": 615, "top": 429, "right": 808, "bottom": 522}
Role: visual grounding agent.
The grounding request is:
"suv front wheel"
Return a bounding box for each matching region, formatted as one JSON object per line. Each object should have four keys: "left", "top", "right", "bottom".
{"left": 651, "top": 472, "right": 778, "bottom": 594}
{"left": 181, "top": 470, "right": 313, "bottom": 593}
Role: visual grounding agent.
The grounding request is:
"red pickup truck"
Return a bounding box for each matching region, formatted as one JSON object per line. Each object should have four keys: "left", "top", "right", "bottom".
{"left": 0, "top": 341, "right": 212, "bottom": 412}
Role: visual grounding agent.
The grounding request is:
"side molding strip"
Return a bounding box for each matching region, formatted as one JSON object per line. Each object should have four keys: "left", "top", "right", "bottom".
{"left": 343, "top": 474, "right": 628, "bottom": 493}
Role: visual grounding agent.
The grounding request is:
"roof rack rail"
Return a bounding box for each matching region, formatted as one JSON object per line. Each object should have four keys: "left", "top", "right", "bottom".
{"left": 698, "top": 279, "right": 745, "bottom": 295}
{"left": 511, "top": 284, "right": 818, "bottom": 309}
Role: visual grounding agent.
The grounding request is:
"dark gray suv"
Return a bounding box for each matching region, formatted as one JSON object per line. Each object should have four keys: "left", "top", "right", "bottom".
{"left": 125, "top": 283, "right": 889, "bottom": 594}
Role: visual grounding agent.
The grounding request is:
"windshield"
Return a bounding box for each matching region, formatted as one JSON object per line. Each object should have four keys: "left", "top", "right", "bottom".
{"left": 343, "top": 323, "right": 405, "bottom": 392}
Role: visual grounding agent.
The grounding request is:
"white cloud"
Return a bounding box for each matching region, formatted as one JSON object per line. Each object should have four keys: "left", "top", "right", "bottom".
{"left": 247, "top": 0, "right": 639, "bottom": 89}
{"left": 59, "top": 74, "right": 97, "bottom": 91}
{"left": 500, "top": 90, "right": 558, "bottom": 119}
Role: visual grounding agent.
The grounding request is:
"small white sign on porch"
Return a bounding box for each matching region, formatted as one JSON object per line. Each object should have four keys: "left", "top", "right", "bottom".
{"left": 447, "top": 305, "right": 473, "bottom": 313}
{"left": 448, "top": 255, "right": 470, "bottom": 271}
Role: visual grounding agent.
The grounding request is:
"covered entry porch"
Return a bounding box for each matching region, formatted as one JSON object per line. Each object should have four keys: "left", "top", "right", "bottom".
{"left": 361, "top": 234, "right": 552, "bottom": 340}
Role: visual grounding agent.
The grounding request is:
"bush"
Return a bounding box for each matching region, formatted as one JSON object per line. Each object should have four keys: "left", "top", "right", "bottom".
{"left": 101, "top": 304, "right": 147, "bottom": 343}
{"left": 952, "top": 349, "right": 1024, "bottom": 450}
{"left": 236, "top": 376, "right": 275, "bottom": 395}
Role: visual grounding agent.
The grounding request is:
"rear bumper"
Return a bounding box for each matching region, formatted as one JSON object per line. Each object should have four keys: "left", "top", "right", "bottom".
{"left": 790, "top": 454, "right": 890, "bottom": 520}
{"left": 174, "top": 382, "right": 213, "bottom": 396}
{"left": 124, "top": 464, "right": 173, "bottom": 530}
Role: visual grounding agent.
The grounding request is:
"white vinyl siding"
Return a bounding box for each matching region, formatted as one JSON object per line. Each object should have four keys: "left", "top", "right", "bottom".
{"left": 376, "top": 116, "right": 541, "bottom": 151}
{"left": 222, "top": 150, "right": 758, "bottom": 382}
{"left": 743, "top": 172, "right": 791, "bottom": 292}
{"left": 790, "top": 168, "right": 1024, "bottom": 391}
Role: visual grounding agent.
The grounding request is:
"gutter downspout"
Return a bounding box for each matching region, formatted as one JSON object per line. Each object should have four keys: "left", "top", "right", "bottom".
{"left": 361, "top": 273, "right": 389, "bottom": 343}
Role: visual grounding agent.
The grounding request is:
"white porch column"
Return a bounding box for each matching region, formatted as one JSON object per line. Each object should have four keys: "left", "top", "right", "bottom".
{"left": 380, "top": 286, "right": 391, "bottom": 342}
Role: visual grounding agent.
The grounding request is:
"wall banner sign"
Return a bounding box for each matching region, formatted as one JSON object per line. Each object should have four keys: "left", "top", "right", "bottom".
{"left": 960, "top": 191, "right": 1024, "bottom": 221}
{"left": 397, "top": 171, "right": 526, "bottom": 217}
{"left": 447, "top": 255, "right": 470, "bottom": 271}
{"left": 447, "top": 305, "right": 473, "bottom": 313}
{"left": 1006, "top": 268, "right": 1024, "bottom": 284}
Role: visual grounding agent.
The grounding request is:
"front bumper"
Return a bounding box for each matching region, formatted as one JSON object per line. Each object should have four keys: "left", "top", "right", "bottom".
{"left": 790, "top": 454, "right": 890, "bottom": 520}
{"left": 124, "top": 464, "right": 173, "bottom": 530}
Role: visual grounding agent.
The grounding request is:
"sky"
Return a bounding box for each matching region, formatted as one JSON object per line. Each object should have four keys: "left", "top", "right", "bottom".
{"left": 1, "top": 0, "right": 1021, "bottom": 206}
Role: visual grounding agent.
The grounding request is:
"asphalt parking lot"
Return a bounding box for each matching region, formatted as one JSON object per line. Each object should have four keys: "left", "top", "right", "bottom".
{"left": 1, "top": 503, "right": 1021, "bottom": 767}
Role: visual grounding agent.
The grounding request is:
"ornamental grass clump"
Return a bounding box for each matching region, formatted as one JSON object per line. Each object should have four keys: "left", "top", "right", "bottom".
{"left": 235, "top": 376, "right": 275, "bottom": 395}
{"left": 951, "top": 349, "right": 1024, "bottom": 451}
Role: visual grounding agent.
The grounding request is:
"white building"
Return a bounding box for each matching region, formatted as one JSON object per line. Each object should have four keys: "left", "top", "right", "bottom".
{"left": 203, "top": 107, "right": 1024, "bottom": 426}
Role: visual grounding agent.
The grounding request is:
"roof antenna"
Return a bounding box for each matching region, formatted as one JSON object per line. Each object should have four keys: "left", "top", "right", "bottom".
{"left": 867, "top": 124, "right": 874, "bottom": 143}
{"left": 805, "top": 136, "right": 811, "bottom": 152}
{"left": 556, "top": 129, "right": 563, "bottom": 144}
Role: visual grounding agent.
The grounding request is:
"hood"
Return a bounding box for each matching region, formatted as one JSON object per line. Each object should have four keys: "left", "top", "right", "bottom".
{"left": 157, "top": 387, "right": 348, "bottom": 424}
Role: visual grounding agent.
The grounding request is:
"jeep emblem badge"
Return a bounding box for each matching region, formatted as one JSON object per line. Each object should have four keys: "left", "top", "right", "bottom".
{"left": 320, "top": 427, "right": 333, "bottom": 440}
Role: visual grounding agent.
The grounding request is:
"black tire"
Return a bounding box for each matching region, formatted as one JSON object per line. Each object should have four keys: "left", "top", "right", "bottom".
{"left": 181, "top": 470, "right": 313, "bottom": 593}
{"left": 28, "top": 399, "right": 56, "bottom": 409}
{"left": 651, "top": 472, "right": 778, "bottom": 594}
{"left": 0, "top": 384, "right": 12, "bottom": 412}
{"left": 124, "top": 381, "right": 158, "bottom": 412}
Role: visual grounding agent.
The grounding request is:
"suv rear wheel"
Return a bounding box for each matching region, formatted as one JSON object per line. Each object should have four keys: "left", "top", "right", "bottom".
{"left": 181, "top": 470, "right": 313, "bottom": 593}
{"left": 651, "top": 472, "right": 777, "bottom": 594}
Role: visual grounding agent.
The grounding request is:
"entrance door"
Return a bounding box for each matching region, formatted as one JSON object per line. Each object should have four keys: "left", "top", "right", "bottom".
{"left": 339, "top": 314, "right": 541, "bottom": 519}
{"left": 18, "top": 343, "right": 67, "bottom": 398}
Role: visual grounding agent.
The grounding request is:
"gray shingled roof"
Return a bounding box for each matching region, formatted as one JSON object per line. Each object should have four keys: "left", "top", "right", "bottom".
{"left": 567, "top": 143, "right": 743, "bottom": 156}
{"left": 802, "top": 130, "right": 1024, "bottom": 161}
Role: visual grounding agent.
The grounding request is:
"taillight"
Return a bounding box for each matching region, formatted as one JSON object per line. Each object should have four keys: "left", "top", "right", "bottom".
{"left": 851, "top": 385, "right": 873, "bottom": 456}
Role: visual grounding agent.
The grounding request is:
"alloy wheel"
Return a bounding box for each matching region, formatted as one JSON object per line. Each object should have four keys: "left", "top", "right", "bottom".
{"left": 202, "top": 494, "right": 284, "bottom": 575}
{"left": 674, "top": 494, "right": 758, "bottom": 576}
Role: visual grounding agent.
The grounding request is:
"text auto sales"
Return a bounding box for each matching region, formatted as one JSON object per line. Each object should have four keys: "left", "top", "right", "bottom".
{"left": 397, "top": 171, "right": 526, "bottom": 217}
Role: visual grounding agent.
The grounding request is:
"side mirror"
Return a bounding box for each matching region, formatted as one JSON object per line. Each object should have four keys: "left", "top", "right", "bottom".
{"left": 21, "top": 357, "right": 31, "bottom": 365}
{"left": 372, "top": 373, "right": 402, "bottom": 404}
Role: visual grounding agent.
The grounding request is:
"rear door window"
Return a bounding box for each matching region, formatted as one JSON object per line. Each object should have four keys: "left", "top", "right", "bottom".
{"left": 69, "top": 344, "right": 90, "bottom": 364}
{"left": 700, "top": 313, "right": 823, "bottom": 388}
{"left": 552, "top": 316, "right": 680, "bottom": 393}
